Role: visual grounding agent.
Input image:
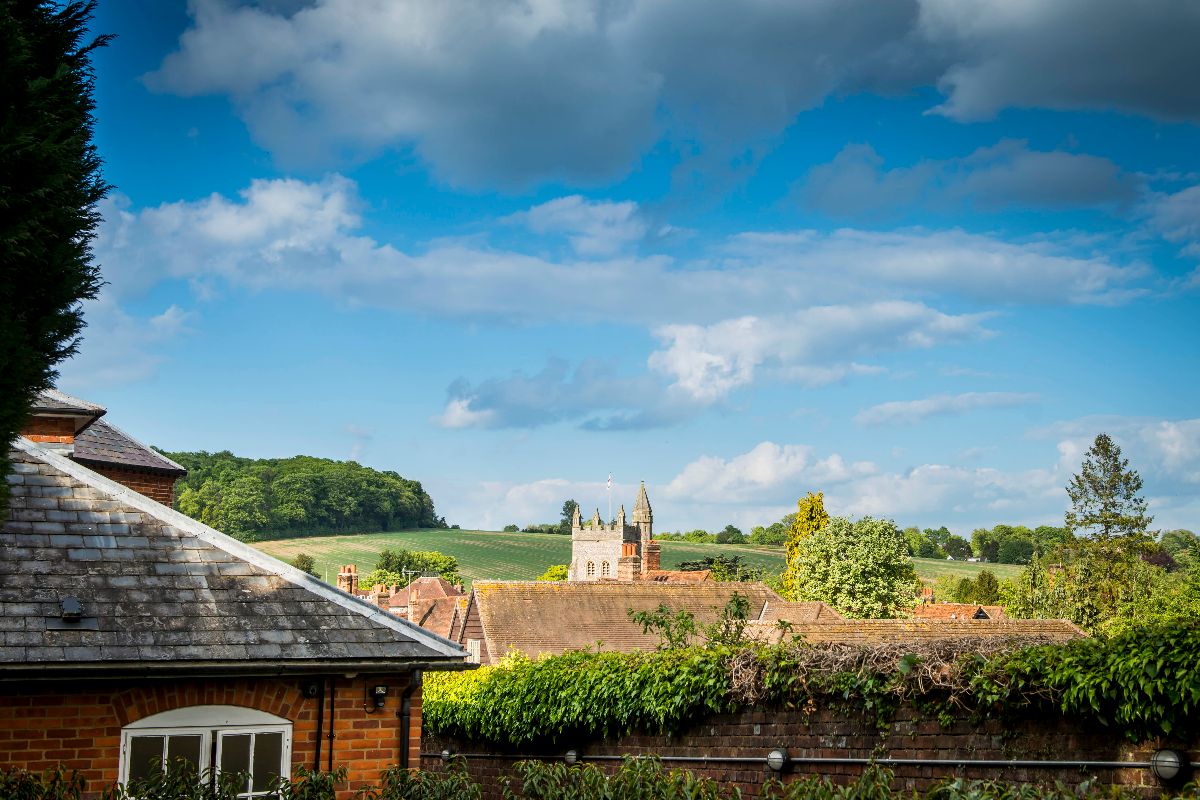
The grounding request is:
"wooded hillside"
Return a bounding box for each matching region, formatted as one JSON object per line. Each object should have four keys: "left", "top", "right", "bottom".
{"left": 162, "top": 450, "right": 444, "bottom": 541}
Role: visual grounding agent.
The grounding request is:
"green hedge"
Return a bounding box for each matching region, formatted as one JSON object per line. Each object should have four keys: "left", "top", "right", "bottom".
{"left": 424, "top": 625, "right": 1200, "bottom": 746}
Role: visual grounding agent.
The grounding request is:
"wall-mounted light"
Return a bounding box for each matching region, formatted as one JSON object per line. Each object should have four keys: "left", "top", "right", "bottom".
{"left": 440, "top": 749, "right": 453, "bottom": 763}
{"left": 369, "top": 684, "right": 387, "bottom": 710}
{"left": 766, "top": 748, "right": 789, "bottom": 772}
{"left": 1150, "top": 749, "right": 1191, "bottom": 784}
{"left": 564, "top": 750, "right": 580, "bottom": 765}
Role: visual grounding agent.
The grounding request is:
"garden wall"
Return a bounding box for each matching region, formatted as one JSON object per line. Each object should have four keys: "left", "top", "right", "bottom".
{"left": 421, "top": 705, "right": 1196, "bottom": 798}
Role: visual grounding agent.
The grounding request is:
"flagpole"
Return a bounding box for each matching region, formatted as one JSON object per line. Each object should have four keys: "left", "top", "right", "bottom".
{"left": 607, "top": 473, "right": 612, "bottom": 525}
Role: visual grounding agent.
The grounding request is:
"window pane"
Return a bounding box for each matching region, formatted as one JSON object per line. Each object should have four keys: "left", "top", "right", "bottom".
{"left": 252, "top": 732, "right": 284, "bottom": 788}
{"left": 220, "top": 733, "right": 253, "bottom": 780}
{"left": 127, "top": 736, "right": 164, "bottom": 783}
{"left": 166, "top": 735, "right": 204, "bottom": 776}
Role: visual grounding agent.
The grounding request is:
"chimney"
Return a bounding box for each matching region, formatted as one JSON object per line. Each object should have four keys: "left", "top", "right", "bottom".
{"left": 920, "top": 585, "right": 934, "bottom": 604}
{"left": 337, "top": 564, "right": 359, "bottom": 595}
{"left": 644, "top": 540, "right": 661, "bottom": 572}
{"left": 617, "top": 546, "right": 642, "bottom": 581}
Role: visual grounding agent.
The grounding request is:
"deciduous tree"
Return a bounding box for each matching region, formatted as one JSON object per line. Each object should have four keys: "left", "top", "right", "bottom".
{"left": 788, "top": 516, "right": 916, "bottom": 618}
{"left": 783, "top": 492, "right": 829, "bottom": 599}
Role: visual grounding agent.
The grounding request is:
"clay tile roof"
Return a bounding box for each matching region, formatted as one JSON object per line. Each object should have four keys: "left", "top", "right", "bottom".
{"left": 746, "top": 618, "right": 1085, "bottom": 646}
{"left": 470, "top": 581, "right": 785, "bottom": 660}
{"left": 413, "top": 596, "right": 461, "bottom": 639}
{"left": 911, "top": 603, "right": 1005, "bottom": 620}
{"left": 1, "top": 439, "right": 467, "bottom": 675}
{"left": 405, "top": 576, "right": 463, "bottom": 602}
{"left": 642, "top": 569, "right": 711, "bottom": 583}
{"left": 759, "top": 600, "right": 844, "bottom": 624}
{"left": 73, "top": 419, "right": 187, "bottom": 476}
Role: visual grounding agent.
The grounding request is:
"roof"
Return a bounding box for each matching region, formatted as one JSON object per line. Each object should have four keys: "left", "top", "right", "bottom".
{"left": 642, "top": 569, "right": 712, "bottom": 583}
{"left": 411, "top": 596, "right": 461, "bottom": 639}
{"left": 467, "top": 581, "right": 787, "bottom": 660}
{"left": 32, "top": 389, "right": 106, "bottom": 416}
{"left": 758, "top": 600, "right": 844, "bottom": 624}
{"left": 911, "top": 603, "right": 1006, "bottom": 620}
{"left": 399, "top": 576, "right": 463, "bottom": 604}
{"left": 1, "top": 439, "right": 468, "bottom": 676}
{"left": 73, "top": 419, "right": 187, "bottom": 476}
{"left": 746, "top": 618, "right": 1085, "bottom": 645}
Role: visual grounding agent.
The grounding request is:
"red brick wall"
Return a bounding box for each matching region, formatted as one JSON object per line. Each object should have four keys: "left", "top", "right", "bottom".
{"left": 22, "top": 417, "right": 76, "bottom": 444}
{"left": 84, "top": 465, "right": 177, "bottom": 506}
{"left": 0, "top": 674, "right": 422, "bottom": 798}
{"left": 422, "top": 706, "right": 1196, "bottom": 798}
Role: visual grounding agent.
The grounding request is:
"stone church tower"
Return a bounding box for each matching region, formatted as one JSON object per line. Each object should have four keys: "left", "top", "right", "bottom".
{"left": 568, "top": 482, "right": 661, "bottom": 581}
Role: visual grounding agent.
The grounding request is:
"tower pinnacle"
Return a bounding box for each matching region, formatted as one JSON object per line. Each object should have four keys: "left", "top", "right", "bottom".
{"left": 632, "top": 480, "right": 652, "bottom": 524}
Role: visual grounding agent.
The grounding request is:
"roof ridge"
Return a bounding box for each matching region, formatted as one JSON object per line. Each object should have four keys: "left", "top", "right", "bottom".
{"left": 13, "top": 438, "right": 466, "bottom": 660}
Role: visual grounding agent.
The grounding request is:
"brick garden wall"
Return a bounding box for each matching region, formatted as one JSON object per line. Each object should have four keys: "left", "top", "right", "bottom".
{"left": 0, "top": 674, "right": 421, "bottom": 799}
{"left": 422, "top": 706, "right": 1197, "bottom": 798}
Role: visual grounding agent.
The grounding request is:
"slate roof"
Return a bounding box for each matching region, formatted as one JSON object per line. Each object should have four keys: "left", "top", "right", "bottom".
{"left": 32, "top": 389, "right": 106, "bottom": 416}
{"left": 74, "top": 419, "right": 187, "bottom": 476}
{"left": 746, "top": 618, "right": 1085, "bottom": 645}
{"left": 911, "top": 602, "right": 1006, "bottom": 620}
{"left": 1, "top": 439, "right": 468, "bottom": 676}
{"left": 467, "top": 581, "right": 789, "bottom": 660}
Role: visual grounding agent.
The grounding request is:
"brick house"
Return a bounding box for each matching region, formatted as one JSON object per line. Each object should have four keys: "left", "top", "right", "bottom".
{"left": 2, "top": 416, "right": 468, "bottom": 796}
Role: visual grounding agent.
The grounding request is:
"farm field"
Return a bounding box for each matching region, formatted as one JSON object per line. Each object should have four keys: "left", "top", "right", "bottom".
{"left": 252, "top": 529, "right": 1021, "bottom": 586}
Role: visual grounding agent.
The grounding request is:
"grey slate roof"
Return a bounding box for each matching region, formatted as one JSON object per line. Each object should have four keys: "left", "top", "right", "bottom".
{"left": 1, "top": 439, "right": 467, "bottom": 675}
{"left": 74, "top": 419, "right": 187, "bottom": 476}
{"left": 32, "top": 389, "right": 106, "bottom": 416}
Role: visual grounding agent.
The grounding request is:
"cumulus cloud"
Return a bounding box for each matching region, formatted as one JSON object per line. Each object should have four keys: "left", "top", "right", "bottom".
{"left": 507, "top": 196, "right": 647, "bottom": 256}
{"left": 147, "top": 0, "right": 1200, "bottom": 187}
{"left": 801, "top": 141, "right": 1140, "bottom": 220}
{"left": 1037, "top": 416, "right": 1200, "bottom": 490}
{"left": 855, "top": 391, "right": 1039, "bottom": 426}
{"left": 1145, "top": 184, "right": 1200, "bottom": 258}
{"left": 663, "top": 442, "right": 877, "bottom": 503}
{"left": 648, "top": 303, "right": 989, "bottom": 403}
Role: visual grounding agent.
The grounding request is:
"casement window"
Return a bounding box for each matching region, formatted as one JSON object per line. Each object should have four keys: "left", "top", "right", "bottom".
{"left": 120, "top": 706, "right": 291, "bottom": 799}
{"left": 586, "top": 561, "right": 595, "bottom": 577}
{"left": 600, "top": 561, "right": 610, "bottom": 577}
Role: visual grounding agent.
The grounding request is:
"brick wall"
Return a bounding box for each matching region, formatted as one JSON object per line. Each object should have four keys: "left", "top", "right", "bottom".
{"left": 23, "top": 417, "right": 76, "bottom": 445}
{"left": 0, "top": 674, "right": 421, "bottom": 798}
{"left": 82, "top": 465, "right": 177, "bottom": 506}
{"left": 422, "top": 706, "right": 1196, "bottom": 798}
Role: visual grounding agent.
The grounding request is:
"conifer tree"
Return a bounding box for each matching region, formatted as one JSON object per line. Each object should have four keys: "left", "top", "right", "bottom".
{"left": 782, "top": 491, "right": 829, "bottom": 599}
{"left": 1065, "top": 433, "right": 1153, "bottom": 539}
{"left": 0, "top": 1, "right": 109, "bottom": 510}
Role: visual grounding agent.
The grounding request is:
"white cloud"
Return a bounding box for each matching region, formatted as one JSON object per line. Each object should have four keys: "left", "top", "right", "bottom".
{"left": 434, "top": 398, "right": 498, "bottom": 430}
{"left": 648, "top": 303, "right": 990, "bottom": 403}
{"left": 1145, "top": 184, "right": 1200, "bottom": 258}
{"left": 510, "top": 195, "right": 646, "bottom": 256}
{"left": 855, "top": 391, "right": 1039, "bottom": 427}
{"left": 146, "top": 0, "right": 1200, "bottom": 187}
{"left": 1038, "top": 416, "right": 1200, "bottom": 489}
{"left": 663, "top": 442, "right": 877, "bottom": 504}
{"left": 57, "top": 295, "right": 194, "bottom": 390}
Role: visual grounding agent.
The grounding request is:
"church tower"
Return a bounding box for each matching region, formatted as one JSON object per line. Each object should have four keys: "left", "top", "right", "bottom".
{"left": 568, "top": 482, "right": 658, "bottom": 581}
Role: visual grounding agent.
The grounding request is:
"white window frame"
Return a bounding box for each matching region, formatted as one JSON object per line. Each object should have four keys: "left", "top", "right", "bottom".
{"left": 120, "top": 706, "right": 291, "bottom": 798}
{"left": 586, "top": 561, "right": 595, "bottom": 577}
{"left": 600, "top": 561, "right": 610, "bottom": 577}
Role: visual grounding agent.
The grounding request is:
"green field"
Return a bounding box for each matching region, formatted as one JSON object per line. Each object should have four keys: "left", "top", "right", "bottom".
{"left": 252, "top": 529, "right": 1021, "bottom": 585}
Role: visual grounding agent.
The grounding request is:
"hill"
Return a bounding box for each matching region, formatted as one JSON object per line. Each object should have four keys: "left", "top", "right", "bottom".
{"left": 252, "top": 528, "right": 1021, "bottom": 586}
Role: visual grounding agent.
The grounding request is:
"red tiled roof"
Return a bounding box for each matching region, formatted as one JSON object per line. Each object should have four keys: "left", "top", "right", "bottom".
{"left": 911, "top": 603, "right": 1005, "bottom": 620}
{"left": 747, "top": 618, "right": 1084, "bottom": 645}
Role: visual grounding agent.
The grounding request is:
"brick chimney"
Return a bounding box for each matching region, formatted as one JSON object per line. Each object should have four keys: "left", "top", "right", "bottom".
{"left": 617, "top": 542, "right": 641, "bottom": 581}
{"left": 643, "top": 540, "right": 661, "bottom": 572}
{"left": 337, "top": 564, "right": 359, "bottom": 595}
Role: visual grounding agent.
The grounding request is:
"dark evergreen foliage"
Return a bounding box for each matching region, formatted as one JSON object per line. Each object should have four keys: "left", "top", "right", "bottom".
{"left": 1065, "top": 433, "right": 1152, "bottom": 538}
{"left": 0, "top": 1, "right": 109, "bottom": 512}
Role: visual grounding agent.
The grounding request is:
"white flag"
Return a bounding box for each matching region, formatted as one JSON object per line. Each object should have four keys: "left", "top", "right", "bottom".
{"left": 607, "top": 473, "right": 613, "bottom": 490}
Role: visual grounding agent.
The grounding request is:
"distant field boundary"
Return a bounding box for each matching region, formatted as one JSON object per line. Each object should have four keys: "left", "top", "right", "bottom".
{"left": 251, "top": 528, "right": 1022, "bottom": 585}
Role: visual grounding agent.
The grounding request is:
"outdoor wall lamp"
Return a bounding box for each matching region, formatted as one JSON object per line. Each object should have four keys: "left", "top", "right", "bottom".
{"left": 1150, "top": 749, "right": 1191, "bottom": 785}
{"left": 564, "top": 750, "right": 580, "bottom": 765}
{"left": 766, "top": 748, "right": 789, "bottom": 772}
{"left": 369, "top": 684, "right": 387, "bottom": 710}
{"left": 440, "top": 749, "right": 453, "bottom": 763}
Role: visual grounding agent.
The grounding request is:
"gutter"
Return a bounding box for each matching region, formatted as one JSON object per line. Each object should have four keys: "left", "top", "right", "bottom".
{"left": 0, "top": 659, "right": 476, "bottom": 682}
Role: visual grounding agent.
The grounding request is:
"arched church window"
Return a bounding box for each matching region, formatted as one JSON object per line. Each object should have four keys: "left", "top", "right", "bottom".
{"left": 586, "top": 561, "right": 595, "bottom": 577}
{"left": 600, "top": 561, "right": 610, "bottom": 577}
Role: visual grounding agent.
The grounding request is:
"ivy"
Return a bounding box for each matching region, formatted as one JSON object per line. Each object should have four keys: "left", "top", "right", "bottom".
{"left": 425, "top": 624, "right": 1200, "bottom": 747}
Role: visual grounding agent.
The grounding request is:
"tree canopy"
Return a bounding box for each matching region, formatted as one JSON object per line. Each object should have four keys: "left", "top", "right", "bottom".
{"left": 1065, "top": 433, "right": 1152, "bottom": 539}
{"left": 166, "top": 450, "right": 444, "bottom": 541}
{"left": 363, "top": 548, "right": 461, "bottom": 589}
{"left": 1, "top": 1, "right": 109, "bottom": 512}
{"left": 788, "top": 515, "right": 916, "bottom": 618}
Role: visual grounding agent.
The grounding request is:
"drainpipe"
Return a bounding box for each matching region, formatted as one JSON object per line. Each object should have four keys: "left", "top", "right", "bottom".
{"left": 313, "top": 678, "right": 326, "bottom": 771}
{"left": 327, "top": 677, "right": 336, "bottom": 773}
{"left": 399, "top": 669, "right": 423, "bottom": 769}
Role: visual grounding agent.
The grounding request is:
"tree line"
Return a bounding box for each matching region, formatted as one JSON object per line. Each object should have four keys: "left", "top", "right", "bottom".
{"left": 163, "top": 450, "right": 445, "bottom": 541}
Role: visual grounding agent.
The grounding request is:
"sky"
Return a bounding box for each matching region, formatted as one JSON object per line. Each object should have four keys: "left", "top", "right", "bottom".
{"left": 61, "top": 0, "right": 1200, "bottom": 535}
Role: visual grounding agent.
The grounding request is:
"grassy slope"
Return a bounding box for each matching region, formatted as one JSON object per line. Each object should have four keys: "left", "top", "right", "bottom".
{"left": 252, "top": 529, "right": 1021, "bottom": 585}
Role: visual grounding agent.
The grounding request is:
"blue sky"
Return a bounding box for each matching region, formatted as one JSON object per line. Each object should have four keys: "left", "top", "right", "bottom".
{"left": 62, "top": 0, "right": 1200, "bottom": 534}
